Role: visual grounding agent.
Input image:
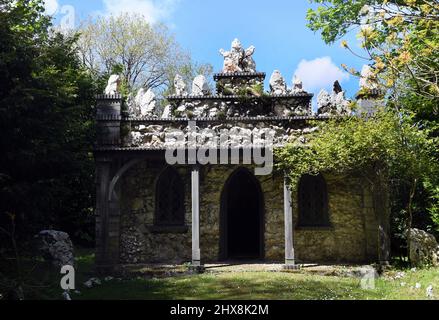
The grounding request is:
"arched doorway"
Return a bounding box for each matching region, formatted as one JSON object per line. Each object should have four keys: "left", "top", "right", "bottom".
{"left": 220, "top": 168, "right": 264, "bottom": 260}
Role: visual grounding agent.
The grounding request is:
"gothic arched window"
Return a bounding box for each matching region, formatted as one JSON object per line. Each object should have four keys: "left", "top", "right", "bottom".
{"left": 155, "top": 167, "right": 185, "bottom": 226}
{"left": 298, "top": 174, "right": 330, "bottom": 227}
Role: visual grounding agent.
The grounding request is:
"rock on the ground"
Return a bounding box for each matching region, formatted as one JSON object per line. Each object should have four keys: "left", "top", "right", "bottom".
{"left": 84, "top": 278, "right": 102, "bottom": 289}
{"left": 426, "top": 285, "right": 434, "bottom": 298}
{"left": 409, "top": 228, "right": 439, "bottom": 267}
{"left": 34, "top": 230, "right": 74, "bottom": 268}
{"left": 62, "top": 291, "right": 72, "bottom": 300}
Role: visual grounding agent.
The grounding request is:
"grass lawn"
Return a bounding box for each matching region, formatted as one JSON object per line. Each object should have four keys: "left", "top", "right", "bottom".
{"left": 40, "top": 250, "right": 439, "bottom": 300}
{"left": 72, "top": 271, "right": 438, "bottom": 300}
{"left": 2, "top": 249, "right": 438, "bottom": 300}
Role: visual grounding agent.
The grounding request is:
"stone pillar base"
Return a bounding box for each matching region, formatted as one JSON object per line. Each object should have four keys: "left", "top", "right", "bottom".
{"left": 283, "top": 263, "right": 301, "bottom": 270}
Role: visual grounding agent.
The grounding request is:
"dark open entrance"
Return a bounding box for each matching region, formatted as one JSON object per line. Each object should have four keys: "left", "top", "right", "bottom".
{"left": 220, "top": 168, "right": 264, "bottom": 260}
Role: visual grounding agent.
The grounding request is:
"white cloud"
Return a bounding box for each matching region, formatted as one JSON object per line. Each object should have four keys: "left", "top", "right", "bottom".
{"left": 293, "top": 56, "right": 349, "bottom": 92}
{"left": 44, "top": 0, "right": 59, "bottom": 15}
{"left": 102, "top": 0, "right": 180, "bottom": 24}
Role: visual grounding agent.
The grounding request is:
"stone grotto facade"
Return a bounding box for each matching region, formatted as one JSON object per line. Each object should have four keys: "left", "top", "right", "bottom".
{"left": 94, "top": 39, "right": 390, "bottom": 272}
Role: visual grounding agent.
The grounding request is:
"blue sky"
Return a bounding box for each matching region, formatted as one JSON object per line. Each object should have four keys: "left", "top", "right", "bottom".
{"left": 45, "top": 0, "right": 365, "bottom": 99}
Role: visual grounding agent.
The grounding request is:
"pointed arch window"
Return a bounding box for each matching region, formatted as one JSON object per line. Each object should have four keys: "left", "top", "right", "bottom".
{"left": 298, "top": 173, "right": 330, "bottom": 227}
{"left": 155, "top": 167, "right": 185, "bottom": 226}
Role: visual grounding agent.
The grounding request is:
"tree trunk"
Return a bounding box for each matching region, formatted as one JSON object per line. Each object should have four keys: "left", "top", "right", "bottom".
{"left": 406, "top": 178, "right": 417, "bottom": 266}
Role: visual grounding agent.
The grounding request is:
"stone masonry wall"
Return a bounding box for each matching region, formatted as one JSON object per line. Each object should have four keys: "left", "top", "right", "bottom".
{"left": 119, "top": 162, "right": 379, "bottom": 264}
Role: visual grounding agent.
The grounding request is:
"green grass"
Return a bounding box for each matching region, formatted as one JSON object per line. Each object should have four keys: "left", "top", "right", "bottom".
{"left": 3, "top": 249, "right": 439, "bottom": 300}
{"left": 72, "top": 269, "right": 438, "bottom": 300}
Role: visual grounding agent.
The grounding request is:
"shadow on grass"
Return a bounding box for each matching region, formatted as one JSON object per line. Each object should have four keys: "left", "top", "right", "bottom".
{"left": 76, "top": 272, "right": 385, "bottom": 300}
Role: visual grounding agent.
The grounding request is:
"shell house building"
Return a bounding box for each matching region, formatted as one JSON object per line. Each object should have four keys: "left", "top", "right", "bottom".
{"left": 94, "top": 39, "right": 390, "bottom": 272}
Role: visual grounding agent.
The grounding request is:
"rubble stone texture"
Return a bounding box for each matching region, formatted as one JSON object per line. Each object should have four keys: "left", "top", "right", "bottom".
{"left": 409, "top": 228, "right": 439, "bottom": 267}
{"left": 119, "top": 164, "right": 379, "bottom": 263}
{"left": 34, "top": 230, "right": 75, "bottom": 267}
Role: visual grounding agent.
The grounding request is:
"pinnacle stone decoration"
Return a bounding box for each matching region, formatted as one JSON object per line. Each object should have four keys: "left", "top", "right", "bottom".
{"left": 219, "top": 38, "right": 256, "bottom": 73}
{"left": 98, "top": 39, "right": 356, "bottom": 149}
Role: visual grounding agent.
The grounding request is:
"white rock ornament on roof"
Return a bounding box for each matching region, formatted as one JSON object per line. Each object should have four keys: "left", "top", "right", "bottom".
{"left": 174, "top": 74, "right": 188, "bottom": 96}
{"left": 219, "top": 38, "right": 257, "bottom": 73}
{"left": 126, "top": 93, "right": 140, "bottom": 116}
{"left": 242, "top": 45, "right": 256, "bottom": 73}
{"left": 161, "top": 105, "right": 173, "bottom": 118}
{"left": 192, "top": 75, "right": 210, "bottom": 96}
{"left": 317, "top": 89, "right": 332, "bottom": 112}
{"left": 104, "top": 75, "right": 120, "bottom": 95}
{"left": 269, "top": 70, "right": 288, "bottom": 95}
{"left": 135, "top": 88, "right": 156, "bottom": 117}
{"left": 317, "top": 81, "right": 351, "bottom": 116}
{"left": 359, "top": 65, "right": 379, "bottom": 90}
{"left": 291, "top": 75, "right": 305, "bottom": 94}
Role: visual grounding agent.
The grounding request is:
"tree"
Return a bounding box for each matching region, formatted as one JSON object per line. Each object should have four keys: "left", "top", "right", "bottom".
{"left": 276, "top": 110, "right": 438, "bottom": 263}
{"left": 76, "top": 13, "right": 213, "bottom": 94}
{"left": 0, "top": 0, "right": 97, "bottom": 248}
{"left": 307, "top": 0, "right": 438, "bottom": 106}
{"left": 305, "top": 0, "right": 439, "bottom": 263}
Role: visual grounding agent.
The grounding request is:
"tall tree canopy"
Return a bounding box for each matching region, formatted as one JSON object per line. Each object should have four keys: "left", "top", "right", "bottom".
{"left": 307, "top": 0, "right": 438, "bottom": 115}
{"left": 303, "top": 0, "right": 439, "bottom": 259}
{"left": 0, "top": 0, "right": 96, "bottom": 245}
{"left": 77, "top": 14, "right": 213, "bottom": 94}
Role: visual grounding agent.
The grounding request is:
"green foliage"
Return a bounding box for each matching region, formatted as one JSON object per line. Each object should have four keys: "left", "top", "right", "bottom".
{"left": 250, "top": 83, "right": 264, "bottom": 96}
{"left": 77, "top": 13, "right": 213, "bottom": 98}
{"left": 424, "top": 179, "right": 439, "bottom": 232}
{"left": 276, "top": 109, "right": 439, "bottom": 239}
{"left": 307, "top": 0, "right": 439, "bottom": 102}
{"left": 307, "top": 0, "right": 369, "bottom": 44}
{"left": 0, "top": 0, "right": 97, "bottom": 247}
{"left": 217, "top": 111, "right": 227, "bottom": 120}
{"left": 305, "top": 0, "right": 439, "bottom": 254}
{"left": 278, "top": 110, "right": 432, "bottom": 182}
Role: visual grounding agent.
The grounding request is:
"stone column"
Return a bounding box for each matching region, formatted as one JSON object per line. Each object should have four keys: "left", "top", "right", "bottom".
{"left": 95, "top": 157, "right": 111, "bottom": 271}
{"left": 95, "top": 94, "right": 122, "bottom": 273}
{"left": 95, "top": 157, "right": 123, "bottom": 274}
{"left": 284, "top": 176, "right": 298, "bottom": 269}
{"left": 191, "top": 166, "right": 201, "bottom": 267}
